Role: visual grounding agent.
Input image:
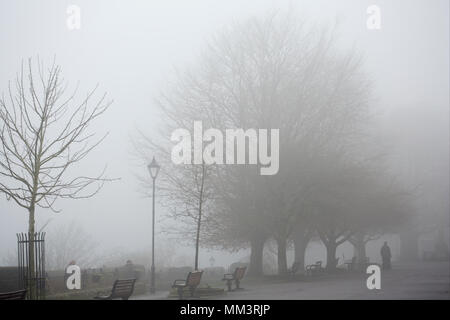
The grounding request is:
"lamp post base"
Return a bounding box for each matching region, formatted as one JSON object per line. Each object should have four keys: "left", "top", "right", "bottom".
{"left": 150, "top": 265, "right": 156, "bottom": 294}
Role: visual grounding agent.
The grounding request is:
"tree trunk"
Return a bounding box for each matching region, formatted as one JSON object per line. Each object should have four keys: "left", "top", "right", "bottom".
{"left": 293, "top": 234, "right": 309, "bottom": 273}
{"left": 325, "top": 242, "right": 337, "bottom": 272}
{"left": 353, "top": 232, "right": 367, "bottom": 264}
{"left": 28, "top": 205, "right": 36, "bottom": 299}
{"left": 194, "top": 216, "right": 201, "bottom": 270}
{"left": 194, "top": 164, "right": 206, "bottom": 270}
{"left": 276, "top": 237, "right": 288, "bottom": 275}
{"left": 248, "top": 236, "right": 265, "bottom": 277}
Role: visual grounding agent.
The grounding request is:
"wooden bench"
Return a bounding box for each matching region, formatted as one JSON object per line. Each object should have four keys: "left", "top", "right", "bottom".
{"left": 94, "top": 278, "right": 136, "bottom": 300}
{"left": 172, "top": 270, "right": 203, "bottom": 299}
{"left": 306, "top": 261, "right": 323, "bottom": 276}
{"left": 222, "top": 266, "right": 246, "bottom": 291}
{"left": 0, "top": 289, "right": 27, "bottom": 300}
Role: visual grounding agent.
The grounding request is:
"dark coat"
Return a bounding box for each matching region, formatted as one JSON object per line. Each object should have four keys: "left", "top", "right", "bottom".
{"left": 381, "top": 245, "right": 391, "bottom": 259}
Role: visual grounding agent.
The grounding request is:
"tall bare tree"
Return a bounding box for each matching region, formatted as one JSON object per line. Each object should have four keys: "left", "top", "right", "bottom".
{"left": 136, "top": 10, "right": 376, "bottom": 276}
{"left": 0, "top": 58, "right": 112, "bottom": 298}
{"left": 135, "top": 129, "right": 216, "bottom": 271}
{"left": 190, "top": 11, "right": 373, "bottom": 275}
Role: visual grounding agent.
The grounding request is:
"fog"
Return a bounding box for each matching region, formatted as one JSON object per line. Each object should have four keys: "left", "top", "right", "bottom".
{"left": 0, "top": 0, "right": 448, "bottom": 276}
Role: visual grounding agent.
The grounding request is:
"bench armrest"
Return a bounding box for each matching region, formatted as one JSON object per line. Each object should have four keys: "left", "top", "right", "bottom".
{"left": 222, "top": 273, "right": 234, "bottom": 280}
{"left": 172, "top": 279, "right": 187, "bottom": 287}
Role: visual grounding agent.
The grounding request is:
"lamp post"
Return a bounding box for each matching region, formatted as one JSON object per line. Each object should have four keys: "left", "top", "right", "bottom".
{"left": 147, "top": 157, "right": 160, "bottom": 294}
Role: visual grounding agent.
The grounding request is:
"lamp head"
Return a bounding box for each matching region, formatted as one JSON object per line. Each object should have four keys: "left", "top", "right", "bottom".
{"left": 147, "top": 157, "right": 160, "bottom": 179}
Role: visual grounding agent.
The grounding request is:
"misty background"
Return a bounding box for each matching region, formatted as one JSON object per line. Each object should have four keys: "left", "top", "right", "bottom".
{"left": 0, "top": 0, "right": 448, "bottom": 270}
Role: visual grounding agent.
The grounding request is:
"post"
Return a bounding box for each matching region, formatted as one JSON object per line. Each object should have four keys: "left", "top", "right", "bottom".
{"left": 150, "top": 177, "right": 156, "bottom": 294}
{"left": 147, "top": 157, "right": 160, "bottom": 294}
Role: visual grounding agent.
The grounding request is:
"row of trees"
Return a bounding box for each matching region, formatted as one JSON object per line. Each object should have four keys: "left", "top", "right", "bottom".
{"left": 138, "top": 12, "right": 410, "bottom": 275}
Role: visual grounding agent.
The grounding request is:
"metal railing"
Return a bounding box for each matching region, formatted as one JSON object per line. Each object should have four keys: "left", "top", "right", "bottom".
{"left": 17, "top": 232, "right": 46, "bottom": 299}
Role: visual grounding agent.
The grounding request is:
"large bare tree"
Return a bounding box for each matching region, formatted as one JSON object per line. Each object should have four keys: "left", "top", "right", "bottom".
{"left": 136, "top": 11, "right": 409, "bottom": 276}
{"left": 0, "top": 58, "right": 112, "bottom": 298}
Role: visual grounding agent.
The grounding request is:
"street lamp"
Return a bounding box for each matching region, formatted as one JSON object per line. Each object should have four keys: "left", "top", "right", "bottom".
{"left": 147, "top": 157, "right": 160, "bottom": 294}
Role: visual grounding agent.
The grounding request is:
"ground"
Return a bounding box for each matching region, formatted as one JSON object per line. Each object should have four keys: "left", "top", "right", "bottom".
{"left": 134, "top": 261, "right": 450, "bottom": 300}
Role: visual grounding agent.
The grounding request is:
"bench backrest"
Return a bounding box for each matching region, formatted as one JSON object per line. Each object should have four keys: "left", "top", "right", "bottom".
{"left": 0, "top": 289, "right": 27, "bottom": 300}
{"left": 234, "top": 266, "right": 247, "bottom": 280}
{"left": 186, "top": 271, "right": 203, "bottom": 287}
{"left": 110, "top": 278, "right": 136, "bottom": 299}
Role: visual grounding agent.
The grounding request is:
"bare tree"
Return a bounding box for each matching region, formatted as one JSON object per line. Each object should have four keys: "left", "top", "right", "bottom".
{"left": 194, "top": 11, "right": 373, "bottom": 275}
{"left": 134, "top": 131, "right": 216, "bottom": 271}
{"left": 0, "top": 58, "right": 113, "bottom": 298}
{"left": 309, "top": 153, "right": 410, "bottom": 271}
{"left": 135, "top": 10, "right": 376, "bottom": 276}
{"left": 348, "top": 176, "right": 411, "bottom": 265}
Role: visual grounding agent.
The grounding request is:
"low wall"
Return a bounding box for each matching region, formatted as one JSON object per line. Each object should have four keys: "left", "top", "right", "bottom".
{"left": 0, "top": 267, "right": 20, "bottom": 292}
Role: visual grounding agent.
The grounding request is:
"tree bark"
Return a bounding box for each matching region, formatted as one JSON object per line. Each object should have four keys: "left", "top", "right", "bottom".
{"left": 325, "top": 242, "right": 337, "bottom": 272}
{"left": 194, "top": 164, "right": 206, "bottom": 270}
{"left": 276, "top": 237, "right": 288, "bottom": 275}
{"left": 293, "top": 233, "right": 309, "bottom": 273}
{"left": 352, "top": 232, "right": 367, "bottom": 264}
{"left": 28, "top": 205, "right": 36, "bottom": 299}
{"left": 248, "top": 236, "right": 265, "bottom": 277}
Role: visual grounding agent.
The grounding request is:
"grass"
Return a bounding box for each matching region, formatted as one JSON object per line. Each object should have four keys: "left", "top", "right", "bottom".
{"left": 45, "top": 281, "right": 147, "bottom": 300}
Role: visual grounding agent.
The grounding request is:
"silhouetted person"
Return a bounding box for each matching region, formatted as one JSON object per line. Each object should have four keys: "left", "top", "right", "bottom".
{"left": 381, "top": 242, "right": 391, "bottom": 270}
{"left": 124, "top": 260, "right": 135, "bottom": 278}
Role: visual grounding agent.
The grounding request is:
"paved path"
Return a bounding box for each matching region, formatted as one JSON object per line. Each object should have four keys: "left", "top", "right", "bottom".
{"left": 134, "top": 261, "right": 450, "bottom": 300}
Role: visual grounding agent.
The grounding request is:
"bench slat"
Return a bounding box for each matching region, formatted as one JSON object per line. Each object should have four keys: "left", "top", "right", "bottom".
{"left": 172, "top": 271, "right": 203, "bottom": 299}
{"left": 94, "top": 278, "right": 136, "bottom": 300}
{"left": 0, "top": 289, "right": 27, "bottom": 300}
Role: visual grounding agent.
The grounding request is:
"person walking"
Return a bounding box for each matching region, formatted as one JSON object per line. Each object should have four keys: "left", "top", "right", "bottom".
{"left": 380, "top": 241, "right": 392, "bottom": 270}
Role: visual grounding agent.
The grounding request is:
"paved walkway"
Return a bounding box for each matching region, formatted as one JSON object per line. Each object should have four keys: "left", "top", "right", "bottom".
{"left": 134, "top": 261, "right": 450, "bottom": 300}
